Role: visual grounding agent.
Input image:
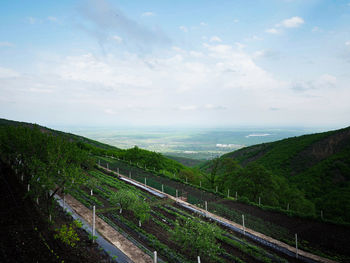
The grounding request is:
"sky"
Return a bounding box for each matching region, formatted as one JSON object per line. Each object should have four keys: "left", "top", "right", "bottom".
{"left": 0, "top": 0, "right": 350, "bottom": 129}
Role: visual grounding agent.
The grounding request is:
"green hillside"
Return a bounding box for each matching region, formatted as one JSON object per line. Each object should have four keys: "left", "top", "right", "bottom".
{"left": 201, "top": 126, "right": 350, "bottom": 223}
{"left": 0, "top": 118, "right": 189, "bottom": 178}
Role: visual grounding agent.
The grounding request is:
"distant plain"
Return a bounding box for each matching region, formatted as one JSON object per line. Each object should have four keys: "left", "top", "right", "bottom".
{"left": 61, "top": 126, "right": 327, "bottom": 160}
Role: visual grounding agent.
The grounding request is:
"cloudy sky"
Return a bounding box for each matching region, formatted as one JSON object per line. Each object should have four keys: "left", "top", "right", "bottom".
{"left": 1, "top": 0, "right": 350, "bottom": 128}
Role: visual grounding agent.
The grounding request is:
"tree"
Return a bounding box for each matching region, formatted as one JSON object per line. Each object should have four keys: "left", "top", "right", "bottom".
{"left": 0, "top": 125, "right": 90, "bottom": 216}
{"left": 171, "top": 217, "right": 222, "bottom": 262}
{"left": 236, "top": 164, "right": 279, "bottom": 204}
{"left": 109, "top": 189, "right": 138, "bottom": 214}
{"left": 216, "top": 158, "right": 241, "bottom": 192}
{"left": 205, "top": 157, "right": 220, "bottom": 189}
{"left": 132, "top": 201, "right": 150, "bottom": 227}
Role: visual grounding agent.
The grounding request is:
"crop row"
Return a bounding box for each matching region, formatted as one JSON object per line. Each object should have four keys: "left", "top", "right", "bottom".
{"left": 83, "top": 168, "right": 292, "bottom": 263}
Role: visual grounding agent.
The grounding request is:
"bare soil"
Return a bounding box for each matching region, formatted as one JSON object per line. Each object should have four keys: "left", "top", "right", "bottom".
{"left": 220, "top": 199, "right": 350, "bottom": 257}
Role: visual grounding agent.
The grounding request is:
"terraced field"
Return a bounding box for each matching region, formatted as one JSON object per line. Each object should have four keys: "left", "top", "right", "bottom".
{"left": 69, "top": 168, "right": 303, "bottom": 263}
{"left": 95, "top": 157, "right": 350, "bottom": 263}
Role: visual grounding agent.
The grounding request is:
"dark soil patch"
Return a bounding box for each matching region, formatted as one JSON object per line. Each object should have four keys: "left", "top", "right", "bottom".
{"left": 219, "top": 199, "right": 350, "bottom": 257}
{"left": 0, "top": 161, "right": 113, "bottom": 263}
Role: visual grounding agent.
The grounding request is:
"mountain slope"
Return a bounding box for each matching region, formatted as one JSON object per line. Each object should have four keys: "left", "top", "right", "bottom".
{"left": 201, "top": 126, "right": 350, "bottom": 222}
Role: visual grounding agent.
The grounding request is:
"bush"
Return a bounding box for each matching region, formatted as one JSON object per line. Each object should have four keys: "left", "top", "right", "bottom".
{"left": 54, "top": 220, "right": 81, "bottom": 247}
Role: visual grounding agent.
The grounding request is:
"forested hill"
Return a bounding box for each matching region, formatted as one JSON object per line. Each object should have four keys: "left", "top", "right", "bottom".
{"left": 201, "top": 126, "right": 350, "bottom": 223}
{"left": 0, "top": 118, "right": 121, "bottom": 153}
{"left": 0, "top": 118, "right": 186, "bottom": 174}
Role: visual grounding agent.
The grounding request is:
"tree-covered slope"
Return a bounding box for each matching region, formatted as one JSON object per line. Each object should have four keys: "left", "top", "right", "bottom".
{"left": 201, "top": 126, "right": 350, "bottom": 223}
{"left": 0, "top": 118, "right": 188, "bottom": 176}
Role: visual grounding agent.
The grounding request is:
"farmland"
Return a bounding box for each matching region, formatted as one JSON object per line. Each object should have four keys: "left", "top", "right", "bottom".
{"left": 95, "top": 156, "right": 350, "bottom": 263}
{"left": 69, "top": 167, "right": 299, "bottom": 263}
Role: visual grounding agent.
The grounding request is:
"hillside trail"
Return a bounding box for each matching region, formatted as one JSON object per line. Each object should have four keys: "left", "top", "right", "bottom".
{"left": 62, "top": 193, "right": 153, "bottom": 263}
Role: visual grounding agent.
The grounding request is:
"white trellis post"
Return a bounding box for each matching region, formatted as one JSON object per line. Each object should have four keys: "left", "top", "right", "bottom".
{"left": 27, "top": 184, "right": 30, "bottom": 192}
{"left": 63, "top": 186, "right": 65, "bottom": 209}
{"left": 153, "top": 251, "right": 157, "bottom": 263}
{"left": 197, "top": 256, "right": 201, "bottom": 263}
{"left": 21, "top": 174, "right": 24, "bottom": 182}
{"left": 235, "top": 191, "right": 238, "bottom": 199}
{"left": 205, "top": 201, "right": 208, "bottom": 212}
{"left": 228, "top": 189, "right": 230, "bottom": 198}
{"left": 161, "top": 184, "right": 164, "bottom": 193}
{"left": 92, "top": 205, "right": 96, "bottom": 243}
{"left": 36, "top": 197, "right": 39, "bottom": 205}
{"left": 295, "top": 233, "right": 298, "bottom": 258}
{"left": 176, "top": 189, "right": 178, "bottom": 199}
{"left": 200, "top": 181, "right": 202, "bottom": 187}
{"left": 117, "top": 168, "right": 119, "bottom": 174}
{"left": 242, "top": 214, "right": 245, "bottom": 235}
{"left": 145, "top": 178, "right": 147, "bottom": 186}
{"left": 91, "top": 189, "right": 93, "bottom": 196}
{"left": 49, "top": 214, "right": 52, "bottom": 222}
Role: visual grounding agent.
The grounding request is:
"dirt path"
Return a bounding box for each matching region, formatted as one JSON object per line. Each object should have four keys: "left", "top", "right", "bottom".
{"left": 100, "top": 165, "right": 337, "bottom": 263}
{"left": 64, "top": 194, "right": 153, "bottom": 263}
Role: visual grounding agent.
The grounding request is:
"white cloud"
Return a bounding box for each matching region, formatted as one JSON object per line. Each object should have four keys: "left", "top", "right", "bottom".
{"left": 178, "top": 105, "right": 197, "bottom": 111}
{"left": 189, "top": 51, "right": 203, "bottom": 57}
{"left": 209, "top": 36, "right": 222, "bottom": 43}
{"left": 104, "top": 108, "right": 117, "bottom": 115}
{"left": 280, "top": 16, "right": 304, "bottom": 28}
{"left": 266, "top": 28, "right": 279, "bottom": 34}
{"left": 0, "top": 67, "right": 20, "bottom": 78}
{"left": 3, "top": 40, "right": 347, "bottom": 127}
{"left": 253, "top": 49, "right": 279, "bottom": 60}
{"left": 266, "top": 17, "right": 304, "bottom": 35}
{"left": 319, "top": 74, "right": 337, "bottom": 86}
{"left": 200, "top": 22, "right": 207, "bottom": 26}
{"left": 292, "top": 74, "right": 337, "bottom": 92}
{"left": 27, "top": 17, "right": 37, "bottom": 24}
{"left": 47, "top": 16, "right": 57, "bottom": 22}
{"left": 77, "top": 0, "right": 170, "bottom": 51}
{"left": 235, "top": 42, "right": 245, "bottom": 50}
{"left": 141, "top": 12, "right": 155, "bottom": 17}
{"left": 346, "top": 41, "right": 350, "bottom": 46}
{"left": 233, "top": 19, "right": 239, "bottom": 23}
{"left": 246, "top": 35, "right": 263, "bottom": 41}
{"left": 0, "top": 42, "right": 14, "bottom": 47}
{"left": 204, "top": 104, "right": 226, "bottom": 110}
{"left": 112, "top": 35, "right": 123, "bottom": 43}
{"left": 179, "top": 26, "right": 188, "bottom": 32}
